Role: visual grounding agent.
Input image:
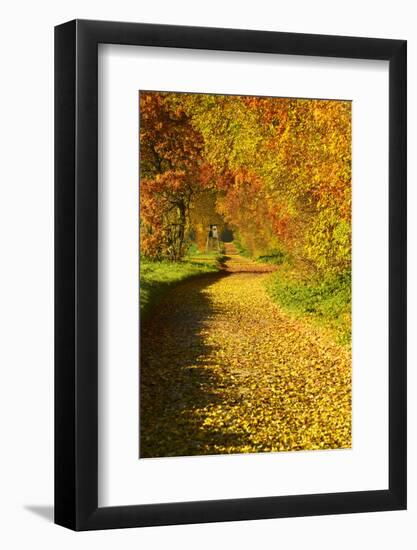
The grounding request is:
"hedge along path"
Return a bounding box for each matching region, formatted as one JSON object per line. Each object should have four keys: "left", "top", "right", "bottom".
{"left": 140, "top": 252, "right": 352, "bottom": 458}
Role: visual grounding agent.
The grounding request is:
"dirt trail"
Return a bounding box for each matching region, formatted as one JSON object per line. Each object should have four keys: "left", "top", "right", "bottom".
{"left": 221, "top": 243, "right": 277, "bottom": 273}
{"left": 140, "top": 252, "right": 351, "bottom": 457}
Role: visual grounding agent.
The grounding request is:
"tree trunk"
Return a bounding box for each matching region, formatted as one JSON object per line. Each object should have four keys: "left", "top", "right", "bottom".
{"left": 176, "top": 202, "right": 186, "bottom": 260}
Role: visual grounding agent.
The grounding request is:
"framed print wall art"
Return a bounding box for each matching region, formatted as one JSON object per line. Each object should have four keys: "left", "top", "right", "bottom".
{"left": 54, "top": 20, "right": 407, "bottom": 530}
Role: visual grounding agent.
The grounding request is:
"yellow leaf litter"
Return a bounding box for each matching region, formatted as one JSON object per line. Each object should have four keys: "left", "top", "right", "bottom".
{"left": 140, "top": 255, "right": 351, "bottom": 457}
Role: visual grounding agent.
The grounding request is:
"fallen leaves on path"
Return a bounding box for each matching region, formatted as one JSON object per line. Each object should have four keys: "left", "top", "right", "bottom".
{"left": 140, "top": 255, "right": 351, "bottom": 457}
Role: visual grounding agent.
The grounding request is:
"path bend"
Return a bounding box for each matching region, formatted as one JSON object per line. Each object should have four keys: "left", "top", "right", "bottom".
{"left": 140, "top": 254, "right": 351, "bottom": 457}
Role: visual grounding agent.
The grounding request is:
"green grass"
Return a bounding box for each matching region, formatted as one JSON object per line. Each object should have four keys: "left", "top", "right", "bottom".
{"left": 266, "top": 267, "right": 351, "bottom": 346}
{"left": 232, "top": 240, "right": 252, "bottom": 258}
{"left": 233, "top": 239, "right": 286, "bottom": 265}
{"left": 186, "top": 243, "right": 225, "bottom": 257}
{"left": 256, "top": 251, "right": 285, "bottom": 265}
{"left": 140, "top": 256, "right": 221, "bottom": 321}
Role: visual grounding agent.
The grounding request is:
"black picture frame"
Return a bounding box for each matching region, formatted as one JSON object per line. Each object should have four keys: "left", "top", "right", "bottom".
{"left": 55, "top": 19, "right": 407, "bottom": 531}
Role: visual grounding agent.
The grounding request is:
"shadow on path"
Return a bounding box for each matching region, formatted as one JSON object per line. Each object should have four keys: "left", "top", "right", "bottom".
{"left": 139, "top": 252, "right": 351, "bottom": 457}
{"left": 140, "top": 271, "right": 250, "bottom": 457}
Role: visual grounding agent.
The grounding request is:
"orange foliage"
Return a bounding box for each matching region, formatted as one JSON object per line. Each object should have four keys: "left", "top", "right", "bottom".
{"left": 139, "top": 92, "right": 351, "bottom": 274}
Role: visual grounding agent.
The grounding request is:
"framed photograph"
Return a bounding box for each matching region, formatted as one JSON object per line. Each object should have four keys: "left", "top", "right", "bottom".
{"left": 55, "top": 19, "right": 406, "bottom": 530}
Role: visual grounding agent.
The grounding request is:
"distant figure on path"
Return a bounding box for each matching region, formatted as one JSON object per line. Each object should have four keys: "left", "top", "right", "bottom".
{"left": 206, "top": 224, "right": 220, "bottom": 251}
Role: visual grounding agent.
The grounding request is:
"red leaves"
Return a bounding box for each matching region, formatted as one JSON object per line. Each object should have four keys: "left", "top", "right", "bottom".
{"left": 140, "top": 91, "right": 351, "bottom": 273}
{"left": 140, "top": 92, "right": 206, "bottom": 259}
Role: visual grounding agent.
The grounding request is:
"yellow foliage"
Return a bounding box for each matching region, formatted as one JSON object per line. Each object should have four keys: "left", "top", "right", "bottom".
{"left": 140, "top": 254, "right": 351, "bottom": 457}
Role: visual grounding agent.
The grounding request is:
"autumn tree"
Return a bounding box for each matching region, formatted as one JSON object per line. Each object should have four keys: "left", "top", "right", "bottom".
{"left": 140, "top": 91, "right": 351, "bottom": 276}
{"left": 140, "top": 92, "right": 204, "bottom": 259}
{"left": 175, "top": 93, "right": 351, "bottom": 274}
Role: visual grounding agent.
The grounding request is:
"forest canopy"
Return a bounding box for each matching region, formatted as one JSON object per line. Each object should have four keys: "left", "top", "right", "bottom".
{"left": 140, "top": 91, "right": 351, "bottom": 276}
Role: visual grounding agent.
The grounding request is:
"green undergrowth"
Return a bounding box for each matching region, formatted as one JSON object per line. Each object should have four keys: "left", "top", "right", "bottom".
{"left": 256, "top": 251, "right": 285, "bottom": 265}
{"left": 186, "top": 243, "right": 225, "bottom": 257}
{"left": 266, "top": 265, "right": 351, "bottom": 346}
{"left": 140, "top": 256, "right": 221, "bottom": 321}
{"left": 234, "top": 240, "right": 286, "bottom": 265}
{"left": 232, "top": 240, "right": 252, "bottom": 258}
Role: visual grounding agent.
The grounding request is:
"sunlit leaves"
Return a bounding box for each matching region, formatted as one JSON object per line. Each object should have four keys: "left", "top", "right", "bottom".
{"left": 139, "top": 92, "right": 205, "bottom": 260}
{"left": 140, "top": 92, "right": 351, "bottom": 275}
{"left": 140, "top": 255, "right": 351, "bottom": 457}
